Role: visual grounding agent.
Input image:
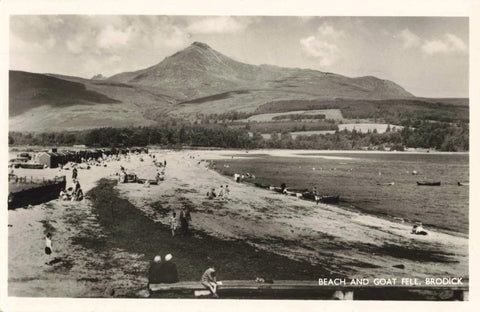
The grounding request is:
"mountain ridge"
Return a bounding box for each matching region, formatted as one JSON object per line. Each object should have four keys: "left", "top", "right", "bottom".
{"left": 107, "top": 41, "right": 414, "bottom": 100}
{"left": 13, "top": 41, "right": 463, "bottom": 132}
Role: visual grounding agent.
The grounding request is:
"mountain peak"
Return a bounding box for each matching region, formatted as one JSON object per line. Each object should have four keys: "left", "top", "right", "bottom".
{"left": 91, "top": 74, "right": 106, "bottom": 80}
{"left": 191, "top": 41, "right": 211, "bottom": 49}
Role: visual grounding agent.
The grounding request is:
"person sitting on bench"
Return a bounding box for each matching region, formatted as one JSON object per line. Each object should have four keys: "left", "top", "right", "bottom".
{"left": 148, "top": 255, "right": 163, "bottom": 286}
{"left": 161, "top": 254, "right": 179, "bottom": 283}
{"left": 201, "top": 266, "right": 219, "bottom": 298}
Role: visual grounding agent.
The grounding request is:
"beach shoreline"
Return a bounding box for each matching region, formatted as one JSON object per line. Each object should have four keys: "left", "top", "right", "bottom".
{"left": 7, "top": 149, "right": 468, "bottom": 298}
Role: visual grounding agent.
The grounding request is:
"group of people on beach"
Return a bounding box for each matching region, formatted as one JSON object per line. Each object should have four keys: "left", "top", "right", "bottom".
{"left": 206, "top": 185, "right": 230, "bottom": 200}
{"left": 169, "top": 207, "right": 192, "bottom": 237}
{"left": 148, "top": 253, "right": 179, "bottom": 284}
{"left": 233, "top": 172, "right": 255, "bottom": 183}
{"left": 59, "top": 168, "right": 84, "bottom": 201}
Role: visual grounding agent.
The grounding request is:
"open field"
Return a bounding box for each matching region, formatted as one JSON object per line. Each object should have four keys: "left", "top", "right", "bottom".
{"left": 338, "top": 123, "right": 404, "bottom": 133}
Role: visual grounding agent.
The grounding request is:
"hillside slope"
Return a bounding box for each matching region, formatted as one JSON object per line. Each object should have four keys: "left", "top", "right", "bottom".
{"left": 9, "top": 71, "right": 174, "bottom": 131}
{"left": 9, "top": 71, "right": 121, "bottom": 116}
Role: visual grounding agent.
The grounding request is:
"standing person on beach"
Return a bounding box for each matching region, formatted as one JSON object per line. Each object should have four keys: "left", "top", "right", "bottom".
{"left": 72, "top": 167, "right": 78, "bottom": 180}
{"left": 201, "top": 266, "right": 219, "bottom": 298}
{"left": 313, "top": 186, "right": 320, "bottom": 205}
{"left": 179, "top": 207, "right": 192, "bottom": 236}
{"left": 45, "top": 233, "right": 53, "bottom": 265}
{"left": 224, "top": 185, "right": 230, "bottom": 200}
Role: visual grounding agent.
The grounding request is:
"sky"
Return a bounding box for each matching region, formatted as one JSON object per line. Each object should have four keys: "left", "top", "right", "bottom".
{"left": 9, "top": 15, "right": 469, "bottom": 98}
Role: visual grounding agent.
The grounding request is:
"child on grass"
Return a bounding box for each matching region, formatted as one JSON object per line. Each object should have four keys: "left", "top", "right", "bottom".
{"left": 169, "top": 212, "right": 177, "bottom": 237}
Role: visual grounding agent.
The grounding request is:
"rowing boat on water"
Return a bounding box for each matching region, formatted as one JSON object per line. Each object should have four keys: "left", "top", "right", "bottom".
{"left": 416, "top": 181, "right": 441, "bottom": 186}
{"left": 319, "top": 195, "right": 340, "bottom": 204}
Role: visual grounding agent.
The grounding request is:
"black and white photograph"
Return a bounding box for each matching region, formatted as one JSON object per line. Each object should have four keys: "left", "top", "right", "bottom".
{"left": 1, "top": 0, "right": 478, "bottom": 310}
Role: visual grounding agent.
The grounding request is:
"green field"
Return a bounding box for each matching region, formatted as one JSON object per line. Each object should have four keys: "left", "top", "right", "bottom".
{"left": 212, "top": 152, "right": 469, "bottom": 234}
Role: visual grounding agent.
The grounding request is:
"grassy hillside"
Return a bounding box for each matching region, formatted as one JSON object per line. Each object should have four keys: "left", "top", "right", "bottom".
{"left": 253, "top": 98, "right": 469, "bottom": 124}
{"left": 9, "top": 71, "right": 121, "bottom": 116}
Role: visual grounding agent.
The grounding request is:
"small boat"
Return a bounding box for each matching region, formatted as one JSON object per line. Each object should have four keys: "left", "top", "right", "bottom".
{"left": 416, "top": 181, "right": 441, "bottom": 186}
{"left": 301, "top": 192, "right": 316, "bottom": 201}
{"left": 377, "top": 182, "right": 394, "bottom": 186}
{"left": 320, "top": 195, "right": 340, "bottom": 204}
{"left": 457, "top": 182, "right": 469, "bottom": 186}
{"left": 19, "top": 163, "right": 45, "bottom": 169}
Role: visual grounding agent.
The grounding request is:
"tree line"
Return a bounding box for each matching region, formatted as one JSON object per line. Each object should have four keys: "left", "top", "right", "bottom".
{"left": 9, "top": 120, "right": 468, "bottom": 152}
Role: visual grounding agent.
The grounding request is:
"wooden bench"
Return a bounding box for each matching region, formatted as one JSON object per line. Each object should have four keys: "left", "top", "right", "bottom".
{"left": 148, "top": 280, "right": 469, "bottom": 300}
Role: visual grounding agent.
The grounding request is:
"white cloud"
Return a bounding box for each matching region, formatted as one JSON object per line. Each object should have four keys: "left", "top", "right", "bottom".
{"left": 10, "top": 32, "right": 55, "bottom": 54}
{"left": 422, "top": 33, "right": 468, "bottom": 55}
{"left": 422, "top": 40, "right": 449, "bottom": 55}
{"left": 186, "top": 17, "right": 251, "bottom": 34}
{"left": 155, "top": 26, "right": 189, "bottom": 49}
{"left": 398, "top": 28, "right": 421, "bottom": 49}
{"left": 317, "top": 22, "right": 344, "bottom": 38}
{"left": 300, "top": 36, "right": 339, "bottom": 66}
{"left": 299, "top": 22, "right": 344, "bottom": 67}
{"left": 97, "top": 25, "right": 133, "bottom": 49}
{"left": 66, "top": 32, "right": 91, "bottom": 54}
{"left": 445, "top": 33, "right": 467, "bottom": 52}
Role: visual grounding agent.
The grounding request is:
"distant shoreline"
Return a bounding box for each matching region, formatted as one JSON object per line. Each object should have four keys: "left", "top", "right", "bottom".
{"left": 8, "top": 145, "right": 469, "bottom": 155}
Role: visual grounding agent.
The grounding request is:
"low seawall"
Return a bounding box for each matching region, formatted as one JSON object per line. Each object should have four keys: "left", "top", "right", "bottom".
{"left": 8, "top": 176, "right": 66, "bottom": 209}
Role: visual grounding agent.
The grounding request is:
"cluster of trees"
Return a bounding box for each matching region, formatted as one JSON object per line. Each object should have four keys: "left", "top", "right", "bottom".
{"left": 9, "top": 127, "right": 252, "bottom": 149}
{"left": 272, "top": 114, "right": 326, "bottom": 121}
{"left": 193, "top": 111, "right": 253, "bottom": 124}
{"left": 9, "top": 119, "right": 468, "bottom": 152}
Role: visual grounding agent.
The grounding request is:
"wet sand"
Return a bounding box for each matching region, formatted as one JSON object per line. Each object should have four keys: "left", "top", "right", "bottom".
{"left": 7, "top": 149, "right": 468, "bottom": 297}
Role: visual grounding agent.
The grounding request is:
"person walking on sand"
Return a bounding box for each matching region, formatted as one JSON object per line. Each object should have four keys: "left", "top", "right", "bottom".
{"left": 201, "top": 266, "right": 219, "bottom": 298}
{"left": 169, "top": 212, "right": 177, "bottom": 237}
{"left": 45, "top": 233, "right": 53, "bottom": 265}
{"left": 72, "top": 167, "right": 78, "bottom": 180}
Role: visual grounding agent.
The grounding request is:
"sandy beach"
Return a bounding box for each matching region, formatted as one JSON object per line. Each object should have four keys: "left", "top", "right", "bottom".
{"left": 7, "top": 149, "right": 468, "bottom": 297}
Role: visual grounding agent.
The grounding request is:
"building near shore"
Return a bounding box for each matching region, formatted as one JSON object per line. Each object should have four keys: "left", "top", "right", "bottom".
{"left": 38, "top": 152, "right": 63, "bottom": 168}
